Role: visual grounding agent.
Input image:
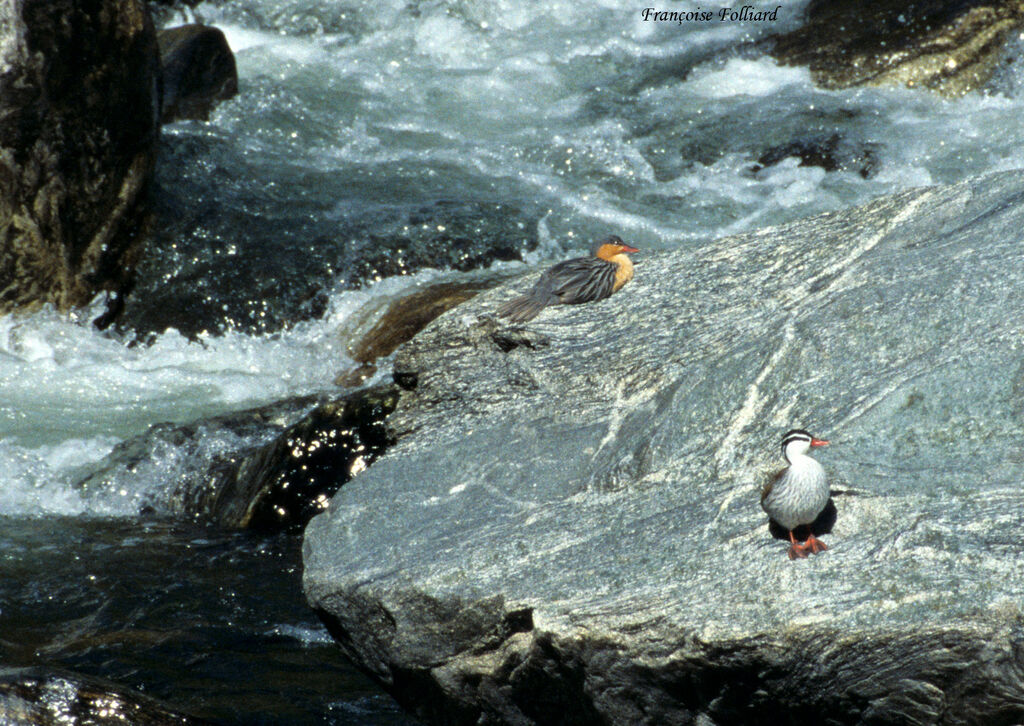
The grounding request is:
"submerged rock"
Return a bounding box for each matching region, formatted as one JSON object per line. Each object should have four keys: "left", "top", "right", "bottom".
{"left": 304, "top": 169, "right": 1024, "bottom": 724}
{"left": 0, "top": 0, "right": 160, "bottom": 315}
{"left": 770, "top": 0, "right": 1024, "bottom": 95}
{"left": 752, "top": 133, "right": 878, "bottom": 179}
{"left": 0, "top": 667, "right": 207, "bottom": 725}
{"left": 158, "top": 24, "right": 238, "bottom": 123}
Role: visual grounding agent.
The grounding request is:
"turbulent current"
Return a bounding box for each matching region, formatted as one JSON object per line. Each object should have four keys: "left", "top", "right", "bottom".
{"left": 3, "top": 0, "right": 1024, "bottom": 722}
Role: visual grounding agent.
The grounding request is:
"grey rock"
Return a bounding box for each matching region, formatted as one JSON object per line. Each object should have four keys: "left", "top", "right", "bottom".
{"left": 0, "top": 0, "right": 160, "bottom": 314}
{"left": 770, "top": 0, "right": 1024, "bottom": 96}
{"left": 304, "top": 169, "right": 1024, "bottom": 724}
{"left": 158, "top": 24, "right": 238, "bottom": 124}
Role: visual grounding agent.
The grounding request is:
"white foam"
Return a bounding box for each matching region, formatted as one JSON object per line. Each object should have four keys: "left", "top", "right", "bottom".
{"left": 0, "top": 437, "right": 118, "bottom": 516}
{"left": 267, "top": 623, "right": 335, "bottom": 644}
{"left": 0, "top": 269, "right": 452, "bottom": 516}
{"left": 0, "top": 308, "right": 344, "bottom": 445}
{"left": 689, "top": 57, "right": 812, "bottom": 99}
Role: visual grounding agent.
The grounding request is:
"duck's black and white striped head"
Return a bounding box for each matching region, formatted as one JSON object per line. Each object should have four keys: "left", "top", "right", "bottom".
{"left": 781, "top": 428, "right": 829, "bottom": 463}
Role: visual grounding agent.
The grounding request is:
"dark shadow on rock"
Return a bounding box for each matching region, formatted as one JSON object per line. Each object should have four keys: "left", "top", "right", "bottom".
{"left": 768, "top": 497, "right": 838, "bottom": 542}
{"left": 490, "top": 327, "right": 552, "bottom": 353}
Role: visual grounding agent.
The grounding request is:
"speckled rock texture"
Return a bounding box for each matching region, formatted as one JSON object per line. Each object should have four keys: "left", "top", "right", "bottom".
{"left": 0, "top": 0, "right": 160, "bottom": 314}
{"left": 305, "top": 169, "right": 1024, "bottom": 725}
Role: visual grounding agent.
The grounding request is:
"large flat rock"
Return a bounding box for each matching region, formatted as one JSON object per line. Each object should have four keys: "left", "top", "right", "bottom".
{"left": 304, "top": 169, "right": 1024, "bottom": 724}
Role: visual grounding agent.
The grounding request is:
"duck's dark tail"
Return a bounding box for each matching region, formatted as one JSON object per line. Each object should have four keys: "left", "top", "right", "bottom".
{"left": 497, "top": 294, "right": 548, "bottom": 322}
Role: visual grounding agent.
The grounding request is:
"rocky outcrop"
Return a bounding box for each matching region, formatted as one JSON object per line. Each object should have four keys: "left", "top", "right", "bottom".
{"left": 0, "top": 666, "right": 207, "bottom": 725}
{"left": 770, "top": 0, "right": 1024, "bottom": 95}
{"left": 0, "top": 0, "right": 160, "bottom": 314}
{"left": 158, "top": 24, "right": 238, "bottom": 124}
{"left": 304, "top": 169, "right": 1024, "bottom": 724}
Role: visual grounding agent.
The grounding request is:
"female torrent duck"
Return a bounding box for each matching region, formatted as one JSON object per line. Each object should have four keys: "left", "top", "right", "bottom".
{"left": 497, "top": 236, "right": 638, "bottom": 323}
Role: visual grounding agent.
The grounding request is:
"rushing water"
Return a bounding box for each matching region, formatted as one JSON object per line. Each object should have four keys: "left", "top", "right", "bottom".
{"left": 3, "top": 0, "right": 1024, "bottom": 722}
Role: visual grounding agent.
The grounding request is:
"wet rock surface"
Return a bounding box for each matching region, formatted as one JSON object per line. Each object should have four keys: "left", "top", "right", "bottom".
{"left": 335, "top": 275, "right": 511, "bottom": 387}
{"left": 77, "top": 385, "right": 398, "bottom": 530}
{"left": 0, "top": 0, "right": 160, "bottom": 314}
{"left": 348, "top": 279, "right": 505, "bottom": 365}
{"left": 0, "top": 666, "right": 207, "bottom": 725}
{"left": 208, "top": 385, "right": 399, "bottom": 531}
{"left": 158, "top": 24, "right": 238, "bottom": 124}
{"left": 770, "top": 0, "right": 1024, "bottom": 95}
{"left": 305, "top": 170, "right": 1024, "bottom": 724}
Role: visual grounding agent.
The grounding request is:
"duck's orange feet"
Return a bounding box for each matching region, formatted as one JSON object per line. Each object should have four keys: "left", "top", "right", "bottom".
{"left": 805, "top": 534, "right": 828, "bottom": 555}
{"left": 787, "top": 544, "right": 810, "bottom": 560}
{"left": 787, "top": 531, "right": 810, "bottom": 559}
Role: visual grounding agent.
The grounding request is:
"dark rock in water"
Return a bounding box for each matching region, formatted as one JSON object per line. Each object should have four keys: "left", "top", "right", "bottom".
{"left": 0, "top": 0, "right": 160, "bottom": 315}
{"left": 209, "top": 385, "right": 399, "bottom": 531}
{"left": 76, "top": 386, "right": 398, "bottom": 531}
{"left": 304, "top": 169, "right": 1024, "bottom": 724}
{"left": 770, "top": 0, "right": 1024, "bottom": 95}
{"left": 0, "top": 666, "right": 207, "bottom": 725}
{"left": 752, "top": 134, "right": 878, "bottom": 179}
{"left": 76, "top": 396, "right": 319, "bottom": 518}
{"left": 158, "top": 25, "right": 238, "bottom": 124}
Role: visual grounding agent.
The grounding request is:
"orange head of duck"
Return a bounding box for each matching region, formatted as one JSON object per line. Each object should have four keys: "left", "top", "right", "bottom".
{"left": 592, "top": 235, "right": 639, "bottom": 261}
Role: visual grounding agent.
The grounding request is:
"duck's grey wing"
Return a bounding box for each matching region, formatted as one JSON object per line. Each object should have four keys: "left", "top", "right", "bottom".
{"left": 761, "top": 469, "right": 786, "bottom": 508}
{"left": 544, "top": 257, "right": 618, "bottom": 305}
{"left": 499, "top": 256, "right": 617, "bottom": 320}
